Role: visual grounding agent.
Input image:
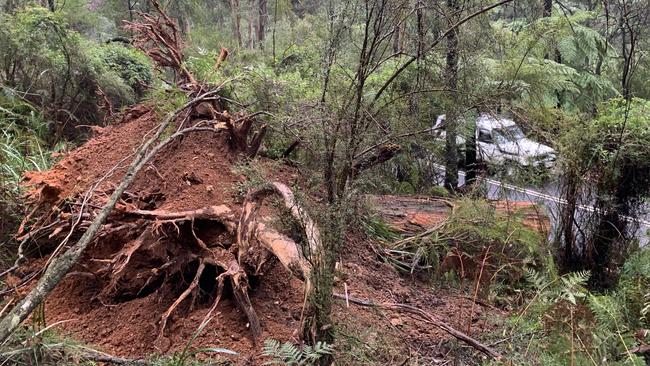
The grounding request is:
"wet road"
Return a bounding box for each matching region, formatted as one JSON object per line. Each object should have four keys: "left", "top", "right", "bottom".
{"left": 429, "top": 163, "right": 650, "bottom": 245}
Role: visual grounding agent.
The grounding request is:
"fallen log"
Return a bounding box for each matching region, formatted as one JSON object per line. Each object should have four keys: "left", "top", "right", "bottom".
{"left": 333, "top": 293, "right": 503, "bottom": 360}
{"left": 351, "top": 143, "right": 401, "bottom": 178}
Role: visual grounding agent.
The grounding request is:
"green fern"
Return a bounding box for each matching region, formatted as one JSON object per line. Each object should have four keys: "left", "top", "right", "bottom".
{"left": 262, "top": 339, "right": 333, "bottom": 366}
{"left": 524, "top": 268, "right": 589, "bottom": 305}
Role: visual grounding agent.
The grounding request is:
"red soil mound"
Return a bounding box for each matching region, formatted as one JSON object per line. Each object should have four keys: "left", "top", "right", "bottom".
{"left": 23, "top": 104, "right": 239, "bottom": 211}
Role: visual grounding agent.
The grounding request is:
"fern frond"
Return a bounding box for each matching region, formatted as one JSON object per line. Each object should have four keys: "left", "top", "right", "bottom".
{"left": 262, "top": 339, "right": 332, "bottom": 366}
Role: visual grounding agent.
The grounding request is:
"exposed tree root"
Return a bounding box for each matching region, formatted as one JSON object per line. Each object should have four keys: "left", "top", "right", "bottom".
{"left": 77, "top": 189, "right": 316, "bottom": 343}
{"left": 0, "top": 2, "right": 294, "bottom": 345}
{"left": 160, "top": 260, "right": 206, "bottom": 337}
{"left": 253, "top": 223, "right": 310, "bottom": 281}
{"left": 228, "top": 263, "right": 262, "bottom": 341}
{"left": 0, "top": 88, "right": 230, "bottom": 343}
{"left": 125, "top": 205, "right": 237, "bottom": 232}
{"left": 239, "top": 182, "right": 319, "bottom": 267}
{"left": 110, "top": 228, "right": 153, "bottom": 277}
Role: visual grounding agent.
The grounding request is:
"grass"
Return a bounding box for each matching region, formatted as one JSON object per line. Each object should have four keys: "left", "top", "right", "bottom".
{"left": 0, "top": 316, "right": 239, "bottom": 366}
{"left": 0, "top": 107, "right": 64, "bottom": 267}
{"left": 334, "top": 321, "right": 410, "bottom": 365}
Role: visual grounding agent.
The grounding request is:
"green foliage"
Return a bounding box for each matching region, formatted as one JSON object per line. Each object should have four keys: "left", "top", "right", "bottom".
{"left": 0, "top": 92, "right": 63, "bottom": 256}
{"left": 502, "top": 258, "right": 649, "bottom": 366}
{"left": 262, "top": 339, "right": 333, "bottom": 366}
{"left": 231, "top": 159, "right": 276, "bottom": 200}
{"left": 334, "top": 321, "right": 416, "bottom": 365}
{"left": 93, "top": 42, "right": 153, "bottom": 98}
{"left": 0, "top": 321, "right": 95, "bottom": 365}
{"left": 0, "top": 6, "right": 152, "bottom": 139}
{"left": 588, "top": 98, "right": 650, "bottom": 179}
{"left": 522, "top": 269, "right": 590, "bottom": 310}
{"left": 489, "top": 10, "right": 618, "bottom": 113}
{"left": 362, "top": 216, "right": 400, "bottom": 243}
{"left": 616, "top": 250, "right": 650, "bottom": 328}
{"left": 556, "top": 98, "right": 650, "bottom": 286}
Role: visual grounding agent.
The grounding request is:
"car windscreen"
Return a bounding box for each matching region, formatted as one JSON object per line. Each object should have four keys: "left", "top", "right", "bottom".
{"left": 492, "top": 125, "right": 525, "bottom": 145}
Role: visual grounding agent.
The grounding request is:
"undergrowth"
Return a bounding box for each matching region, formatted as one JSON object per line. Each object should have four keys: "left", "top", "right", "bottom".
{"left": 370, "top": 198, "right": 547, "bottom": 302}
{"left": 335, "top": 317, "right": 422, "bottom": 365}
{"left": 496, "top": 248, "right": 650, "bottom": 365}
{"left": 262, "top": 339, "right": 333, "bottom": 365}
{"left": 231, "top": 159, "right": 280, "bottom": 200}
{"left": 0, "top": 96, "right": 64, "bottom": 265}
{"left": 0, "top": 305, "right": 93, "bottom": 366}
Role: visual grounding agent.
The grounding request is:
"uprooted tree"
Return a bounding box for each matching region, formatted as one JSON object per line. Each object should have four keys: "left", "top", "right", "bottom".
{"left": 0, "top": 2, "right": 310, "bottom": 344}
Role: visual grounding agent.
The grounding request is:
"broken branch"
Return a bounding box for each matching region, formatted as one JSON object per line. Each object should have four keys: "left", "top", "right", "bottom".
{"left": 333, "top": 293, "right": 503, "bottom": 360}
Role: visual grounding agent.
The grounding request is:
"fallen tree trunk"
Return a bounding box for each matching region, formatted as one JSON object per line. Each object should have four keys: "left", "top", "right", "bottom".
{"left": 351, "top": 143, "right": 401, "bottom": 178}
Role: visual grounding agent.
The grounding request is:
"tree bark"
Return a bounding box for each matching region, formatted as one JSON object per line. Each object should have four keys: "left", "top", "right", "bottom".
{"left": 444, "top": 0, "right": 460, "bottom": 192}
{"left": 257, "top": 0, "right": 268, "bottom": 49}
{"left": 543, "top": 0, "right": 552, "bottom": 17}
{"left": 248, "top": 8, "right": 255, "bottom": 49}
{"left": 464, "top": 125, "right": 477, "bottom": 185}
{"left": 351, "top": 143, "right": 401, "bottom": 179}
{"left": 230, "top": 0, "right": 243, "bottom": 48}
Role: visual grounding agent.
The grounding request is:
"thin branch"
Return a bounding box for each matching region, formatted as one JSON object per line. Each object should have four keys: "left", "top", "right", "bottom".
{"left": 372, "top": 0, "right": 514, "bottom": 105}
{"left": 333, "top": 293, "right": 503, "bottom": 360}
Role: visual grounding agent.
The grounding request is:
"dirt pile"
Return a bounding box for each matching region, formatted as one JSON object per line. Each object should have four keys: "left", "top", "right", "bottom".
{"left": 10, "top": 97, "right": 303, "bottom": 356}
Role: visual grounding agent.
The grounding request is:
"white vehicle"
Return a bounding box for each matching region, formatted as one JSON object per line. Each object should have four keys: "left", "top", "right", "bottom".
{"left": 433, "top": 114, "right": 556, "bottom": 170}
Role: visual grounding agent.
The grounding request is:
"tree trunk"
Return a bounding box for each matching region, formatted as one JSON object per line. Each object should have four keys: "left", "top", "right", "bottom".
{"left": 248, "top": 9, "right": 255, "bottom": 49}
{"left": 257, "top": 0, "right": 268, "bottom": 50}
{"left": 127, "top": 0, "right": 134, "bottom": 22}
{"left": 272, "top": 0, "right": 279, "bottom": 60}
{"left": 444, "top": 0, "right": 460, "bottom": 192}
{"left": 351, "top": 144, "right": 401, "bottom": 179}
{"left": 230, "top": 0, "right": 243, "bottom": 48}
{"left": 620, "top": 21, "right": 633, "bottom": 100}
{"left": 465, "top": 125, "right": 477, "bottom": 185}
{"left": 543, "top": 0, "right": 552, "bottom": 17}
{"left": 558, "top": 172, "right": 579, "bottom": 272}
{"left": 416, "top": 0, "right": 425, "bottom": 59}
